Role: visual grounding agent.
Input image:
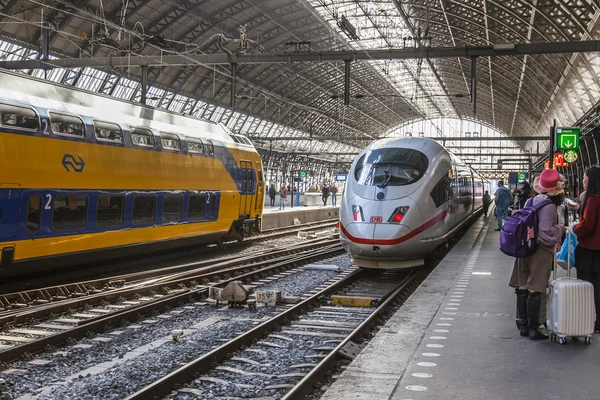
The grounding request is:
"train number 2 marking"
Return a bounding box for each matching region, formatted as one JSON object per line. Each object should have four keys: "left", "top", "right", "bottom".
{"left": 370, "top": 216, "right": 383, "bottom": 223}
{"left": 45, "top": 194, "right": 52, "bottom": 210}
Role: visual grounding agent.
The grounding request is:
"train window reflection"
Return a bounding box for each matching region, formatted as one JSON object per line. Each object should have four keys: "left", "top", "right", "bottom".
{"left": 96, "top": 195, "right": 125, "bottom": 227}
{"left": 186, "top": 137, "right": 204, "bottom": 154}
{"left": 26, "top": 195, "right": 42, "bottom": 233}
{"left": 160, "top": 132, "right": 181, "bottom": 151}
{"left": 132, "top": 195, "right": 156, "bottom": 225}
{"left": 163, "top": 194, "right": 183, "bottom": 223}
{"left": 94, "top": 121, "right": 123, "bottom": 143}
{"left": 131, "top": 127, "right": 154, "bottom": 147}
{"left": 49, "top": 112, "right": 85, "bottom": 138}
{"left": 354, "top": 148, "right": 428, "bottom": 187}
{"left": 188, "top": 194, "right": 206, "bottom": 220}
{"left": 52, "top": 195, "right": 88, "bottom": 231}
{"left": 206, "top": 140, "right": 215, "bottom": 155}
{"left": 0, "top": 103, "right": 39, "bottom": 131}
{"left": 209, "top": 195, "right": 217, "bottom": 218}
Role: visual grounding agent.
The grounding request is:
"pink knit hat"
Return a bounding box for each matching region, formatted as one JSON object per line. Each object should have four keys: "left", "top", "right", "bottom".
{"left": 534, "top": 169, "right": 565, "bottom": 196}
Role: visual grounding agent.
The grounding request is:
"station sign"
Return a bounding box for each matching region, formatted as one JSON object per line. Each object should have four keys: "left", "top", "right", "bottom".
{"left": 334, "top": 174, "right": 347, "bottom": 182}
{"left": 564, "top": 149, "right": 578, "bottom": 163}
{"left": 556, "top": 127, "right": 580, "bottom": 151}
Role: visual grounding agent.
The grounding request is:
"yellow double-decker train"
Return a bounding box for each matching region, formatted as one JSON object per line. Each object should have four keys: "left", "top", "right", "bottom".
{"left": 0, "top": 70, "right": 264, "bottom": 278}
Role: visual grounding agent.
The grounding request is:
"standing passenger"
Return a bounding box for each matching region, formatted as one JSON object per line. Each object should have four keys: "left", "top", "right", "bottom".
{"left": 279, "top": 185, "right": 288, "bottom": 210}
{"left": 508, "top": 169, "right": 566, "bottom": 340}
{"left": 330, "top": 185, "right": 338, "bottom": 207}
{"left": 322, "top": 185, "right": 330, "bottom": 207}
{"left": 268, "top": 185, "right": 276, "bottom": 207}
{"left": 482, "top": 190, "right": 491, "bottom": 216}
{"left": 519, "top": 181, "right": 532, "bottom": 209}
{"left": 494, "top": 180, "right": 513, "bottom": 231}
{"left": 573, "top": 166, "right": 600, "bottom": 332}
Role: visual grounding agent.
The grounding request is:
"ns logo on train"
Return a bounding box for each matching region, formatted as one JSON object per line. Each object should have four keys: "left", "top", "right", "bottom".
{"left": 61, "top": 154, "right": 85, "bottom": 173}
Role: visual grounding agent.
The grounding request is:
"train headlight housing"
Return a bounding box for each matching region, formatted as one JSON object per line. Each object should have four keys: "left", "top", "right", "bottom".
{"left": 388, "top": 206, "right": 409, "bottom": 223}
{"left": 352, "top": 205, "right": 364, "bottom": 222}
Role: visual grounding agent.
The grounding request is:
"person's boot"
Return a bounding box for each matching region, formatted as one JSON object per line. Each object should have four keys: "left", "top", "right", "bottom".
{"left": 516, "top": 289, "right": 529, "bottom": 337}
{"left": 527, "top": 291, "right": 548, "bottom": 340}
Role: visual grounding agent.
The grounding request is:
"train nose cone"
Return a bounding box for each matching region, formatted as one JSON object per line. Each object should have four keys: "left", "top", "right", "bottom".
{"left": 340, "top": 222, "right": 413, "bottom": 258}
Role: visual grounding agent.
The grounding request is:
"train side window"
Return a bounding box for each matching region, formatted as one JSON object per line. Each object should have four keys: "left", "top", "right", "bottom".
{"left": 26, "top": 195, "right": 42, "bottom": 233}
{"left": 241, "top": 170, "right": 247, "bottom": 192}
{"left": 209, "top": 195, "right": 217, "bottom": 218}
{"left": 0, "top": 103, "right": 39, "bottom": 131}
{"left": 160, "top": 132, "right": 181, "bottom": 151}
{"left": 231, "top": 135, "right": 240, "bottom": 144}
{"left": 131, "top": 127, "right": 155, "bottom": 147}
{"left": 94, "top": 121, "right": 123, "bottom": 143}
{"left": 188, "top": 194, "right": 206, "bottom": 220}
{"left": 430, "top": 176, "right": 450, "bottom": 208}
{"left": 132, "top": 194, "right": 156, "bottom": 225}
{"left": 163, "top": 194, "right": 183, "bottom": 223}
{"left": 258, "top": 170, "right": 263, "bottom": 188}
{"left": 96, "top": 194, "right": 125, "bottom": 227}
{"left": 206, "top": 140, "right": 215, "bottom": 155}
{"left": 49, "top": 112, "right": 85, "bottom": 138}
{"left": 52, "top": 195, "right": 88, "bottom": 231}
{"left": 186, "top": 137, "right": 204, "bottom": 154}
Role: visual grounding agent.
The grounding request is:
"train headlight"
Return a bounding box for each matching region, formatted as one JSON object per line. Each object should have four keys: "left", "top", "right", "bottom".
{"left": 352, "top": 205, "right": 364, "bottom": 222}
{"left": 388, "top": 206, "right": 410, "bottom": 223}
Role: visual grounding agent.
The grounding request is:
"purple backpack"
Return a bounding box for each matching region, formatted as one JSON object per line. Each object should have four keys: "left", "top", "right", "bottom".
{"left": 499, "top": 198, "right": 552, "bottom": 258}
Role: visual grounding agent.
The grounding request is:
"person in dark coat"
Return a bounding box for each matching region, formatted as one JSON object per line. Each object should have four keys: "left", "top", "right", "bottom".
{"left": 519, "top": 181, "right": 532, "bottom": 209}
{"left": 268, "top": 185, "right": 276, "bottom": 207}
{"left": 482, "top": 190, "right": 491, "bottom": 216}
{"left": 322, "top": 185, "right": 330, "bottom": 206}
{"left": 574, "top": 165, "right": 600, "bottom": 332}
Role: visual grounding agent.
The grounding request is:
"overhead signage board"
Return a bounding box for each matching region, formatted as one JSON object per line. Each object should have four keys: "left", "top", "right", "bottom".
{"left": 334, "top": 174, "right": 347, "bottom": 182}
{"left": 556, "top": 127, "right": 580, "bottom": 151}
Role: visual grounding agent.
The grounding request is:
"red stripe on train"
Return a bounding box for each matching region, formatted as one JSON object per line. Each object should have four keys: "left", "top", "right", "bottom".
{"left": 340, "top": 210, "right": 448, "bottom": 246}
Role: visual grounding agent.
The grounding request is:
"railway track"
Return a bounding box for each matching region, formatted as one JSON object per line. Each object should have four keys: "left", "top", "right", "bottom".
{"left": 0, "top": 219, "right": 338, "bottom": 294}
{"left": 0, "top": 236, "right": 343, "bottom": 364}
{"left": 117, "top": 267, "right": 428, "bottom": 400}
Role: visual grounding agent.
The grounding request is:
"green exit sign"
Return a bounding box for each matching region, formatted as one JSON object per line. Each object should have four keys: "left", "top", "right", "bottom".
{"left": 556, "top": 127, "right": 580, "bottom": 151}
{"left": 518, "top": 172, "right": 527, "bottom": 181}
{"left": 299, "top": 171, "right": 307, "bottom": 178}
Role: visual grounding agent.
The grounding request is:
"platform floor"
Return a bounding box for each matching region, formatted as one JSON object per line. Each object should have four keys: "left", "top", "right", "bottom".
{"left": 321, "top": 216, "right": 600, "bottom": 400}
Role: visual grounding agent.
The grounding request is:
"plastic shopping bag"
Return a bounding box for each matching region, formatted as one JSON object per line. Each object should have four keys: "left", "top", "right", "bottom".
{"left": 556, "top": 230, "right": 577, "bottom": 270}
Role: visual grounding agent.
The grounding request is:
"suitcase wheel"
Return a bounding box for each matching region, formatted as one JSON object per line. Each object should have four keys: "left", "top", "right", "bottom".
{"left": 558, "top": 337, "right": 566, "bottom": 345}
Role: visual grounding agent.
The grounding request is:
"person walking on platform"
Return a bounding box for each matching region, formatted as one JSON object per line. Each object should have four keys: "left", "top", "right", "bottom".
{"left": 330, "top": 185, "right": 338, "bottom": 207}
{"left": 279, "top": 185, "right": 288, "bottom": 210}
{"left": 573, "top": 166, "right": 600, "bottom": 332}
{"left": 482, "top": 190, "right": 491, "bottom": 216}
{"left": 519, "top": 181, "right": 532, "bottom": 209}
{"left": 494, "top": 180, "right": 513, "bottom": 231}
{"left": 268, "top": 185, "right": 276, "bottom": 207}
{"left": 322, "top": 185, "right": 330, "bottom": 207}
{"left": 509, "top": 169, "right": 566, "bottom": 340}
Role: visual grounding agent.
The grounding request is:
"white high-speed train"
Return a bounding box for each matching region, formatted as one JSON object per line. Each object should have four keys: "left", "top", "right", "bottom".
{"left": 339, "top": 137, "right": 490, "bottom": 269}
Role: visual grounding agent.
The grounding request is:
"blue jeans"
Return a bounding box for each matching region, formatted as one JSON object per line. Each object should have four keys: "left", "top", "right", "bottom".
{"left": 280, "top": 196, "right": 285, "bottom": 209}
{"left": 331, "top": 193, "right": 337, "bottom": 206}
{"left": 497, "top": 207, "right": 508, "bottom": 229}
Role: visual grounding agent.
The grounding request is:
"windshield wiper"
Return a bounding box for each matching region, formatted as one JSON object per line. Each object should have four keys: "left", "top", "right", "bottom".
{"left": 378, "top": 170, "right": 391, "bottom": 189}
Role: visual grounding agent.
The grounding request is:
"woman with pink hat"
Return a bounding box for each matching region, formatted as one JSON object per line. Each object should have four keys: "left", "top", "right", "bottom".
{"left": 509, "top": 169, "right": 567, "bottom": 340}
{"left": 573, "top": 166, "right": 600, "bottom": 332}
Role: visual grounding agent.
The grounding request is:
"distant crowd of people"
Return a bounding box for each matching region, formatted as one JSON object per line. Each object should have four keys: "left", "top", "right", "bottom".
{"left": 266, "top": 183, "right": 340, "bottom": 210}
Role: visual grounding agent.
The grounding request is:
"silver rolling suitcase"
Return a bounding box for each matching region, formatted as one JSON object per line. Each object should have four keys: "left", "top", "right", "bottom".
{"left": 547, "top": 226, "right": 595, "bottom": 345}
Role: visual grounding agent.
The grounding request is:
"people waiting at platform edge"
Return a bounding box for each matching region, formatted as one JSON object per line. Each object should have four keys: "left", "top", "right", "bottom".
{"left": 494, "top": 180, "right": 513, "bottom": 231}
{"left": 330, "top": 185, "right": 338, "bottom": 207}
{"left": 279, "top": 185, "right": 288, "bottom": 210}
{"left": 322, "top": 185, "right": 330, "bottom": 206}
{"left": 573, "top": 165, "right": 600, "bottom": 333}
{"left": 268, "top": 185, "right": 276, "bottom": 207}
{"left": 508, "top": 169, "right": 567, "bottom": 341}
{"left": 482, "top": 190, "right": 491, "bottom": 216}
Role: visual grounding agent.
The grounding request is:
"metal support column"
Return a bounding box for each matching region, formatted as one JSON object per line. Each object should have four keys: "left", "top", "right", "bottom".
{"left": 41, "top": 21, "right": 50, "bottom": 79}
{"left": 231, "top": 63, "right": 238, "bottom": 108}
{"left": 344, "top": 60, "right": 351, "bottom": 106}
{"left": 471, "top": 57, "right": 477, "bottom": 116}
{"left": 550, "top": 119, "right": 556, "bottom": 169}
{"left": 141, "top": 65, "right": 148, "bottom": 105}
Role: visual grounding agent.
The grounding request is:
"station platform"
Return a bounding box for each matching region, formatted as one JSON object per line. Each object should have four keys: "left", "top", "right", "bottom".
{"left": 321, "top": 216, "right": 600, "bottom": 400}
{"left": 261, "top": 205, "right": 339, "bottom": 230}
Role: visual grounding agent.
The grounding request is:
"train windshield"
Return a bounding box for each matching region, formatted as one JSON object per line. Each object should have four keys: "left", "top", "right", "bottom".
{"left": 354, "top": 148, "right": 428, "bottom": 187}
